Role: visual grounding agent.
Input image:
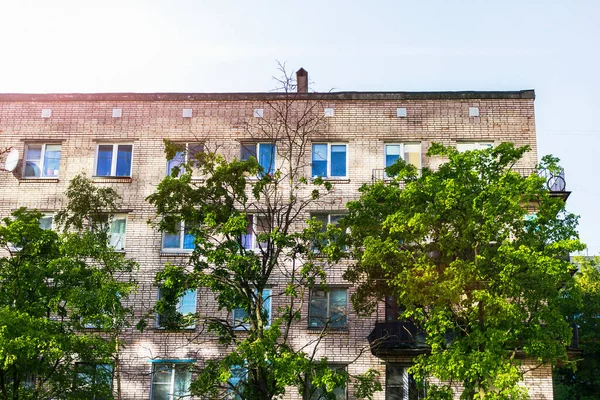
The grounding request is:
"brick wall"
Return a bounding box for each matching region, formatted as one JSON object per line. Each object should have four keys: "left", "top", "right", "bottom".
{"left": 0, "top": 92, "right": 551, "bottom": 399}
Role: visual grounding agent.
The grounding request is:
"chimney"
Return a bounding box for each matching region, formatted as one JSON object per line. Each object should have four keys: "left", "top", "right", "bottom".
{"left": 296, "top": 68, "right": 308, "bottom": 93}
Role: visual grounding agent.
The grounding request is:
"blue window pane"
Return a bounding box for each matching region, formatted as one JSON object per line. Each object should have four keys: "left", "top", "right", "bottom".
{"left": 115, "top": 145, "right": 132, "bottom": 176}
{"left": 43, "top": 145, "right": 61, "bottom": 177}
{"left": 177, "top": 290, "right": 197, "bottom": 316}
{"left": 167, "top": 151, "right": 185, "bottom": 176}
{"left": 330, "top": 145, "right": 346, "bottom": 177}
{"left": 96, "top": 145, "right": 113, "bottom": 176}
{"left": 258, "top": 143, "right": 275, "bottom": 175}
{"left": 312, "top": 144, "right": 328, "bottom": 177}
{"left": 385, "top": 145, "right": 400, "bottom": 169}
{"left": 163, "top": 232, "right": 181, "bottom": 248}
{"left": 183, "top": 224, "right": 195, "bottom": 249}
{"left": 241, "top": 144, "right": 256, "bottom": 161}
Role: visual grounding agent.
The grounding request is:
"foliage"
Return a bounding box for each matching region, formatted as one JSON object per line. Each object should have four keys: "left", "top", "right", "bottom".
{"left": 553, "top": 257, "right": 600, "bottom": 400}
{"left": 145, "top": 65, "right": 381, "bottom": 399}
{"left": 0, "top": 174, "right": 137, "bottom": 400}
{"left": 340, "top": 142, "right": 584, "bottom": 400}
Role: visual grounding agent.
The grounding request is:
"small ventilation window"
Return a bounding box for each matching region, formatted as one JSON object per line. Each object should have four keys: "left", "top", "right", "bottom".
{"left": 112, "top": 108, "right": 122, "bottom": 118}
{"left": 324, "top": 108, "right": 334, "bottom": 117}
{"left": 182, "top": 109, "right": 193, "bottom": 118}
{"left": 253, "top": 108, "right": 264, "bottom": 118}
{"left": 469, "top": 107, "right": 480, "bottom": 117}
{"left": 41, "top": 109, "right": 52, "bottom": 118}
{"left": 396, "top": 107, "right": 407, "bottom": 117}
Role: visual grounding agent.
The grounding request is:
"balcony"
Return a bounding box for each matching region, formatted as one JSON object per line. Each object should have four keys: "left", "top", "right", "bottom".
{"left": 367, "top": 321, "right": 428, "bottom": 356}
{"left": 372, "top": 167, "right": 570, "bottom": 200}
{"left": 368, "top": 321, "right": 579, "bottom": 357}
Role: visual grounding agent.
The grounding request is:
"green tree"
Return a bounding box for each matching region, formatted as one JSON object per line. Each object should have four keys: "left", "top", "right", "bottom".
{"left": 340, "top": 143, "right": 583, "bottom": 400}
{"left": 145, "top": 66, "right": 380, "bottom": 400}
{"left": 0, "top": 174, "right": 137, "bottom": 400}
{"left": 553, "top": 257, "right": 600, "bottom": 400}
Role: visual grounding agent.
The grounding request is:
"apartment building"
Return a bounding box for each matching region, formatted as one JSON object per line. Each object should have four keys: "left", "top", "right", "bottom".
{"left": 0, "top": 73, "right": 558, "bottom": 399}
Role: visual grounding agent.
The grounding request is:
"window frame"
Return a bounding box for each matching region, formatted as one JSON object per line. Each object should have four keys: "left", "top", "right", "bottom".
{"left": 305, "top": 364, "right": 347, "bottom": 400}
{"left": 240, "top": 142, "right": 277, "bottom": 176}
{"left": 308, "top": 287, "right": 348, "bottom": 329}
{"left": 150, "top": 362, "right": 192, "bottom": 400}
{"left": 156, "top": 288, "right": 198, "bottom": 330}
{"left": 166, "top": 142, "right": 204, "bottom": 177}
{"left": 22, "top": 143, "right": 62, "bottom": 178}
{"left": 39, "top": 213, "right": 54, "bottom": 230}
{"left": 311, "top": 143, "right": 348, "bottom": 179}
{"left": 241, "top": 214, "right": 269, "bottom": 252}
{"left": 232, "top": 288, "right": 272, "bottom": 331}
{"left": 94, "top": 143, "right": 134, "bottom": 177}
{"left": 75, "top": 362, "right": 114, "bottom": 400}
{"left": 455, "top": 141, "right": 494, "bottom": 152}
{"left": 162, "top": 221, "right": 195, "bottom": 252}
{"left": 384, "top": 143, "right": 421, "bottom": 174}
{"left": 385, "top": 364, "right": 426, "bottom": 400}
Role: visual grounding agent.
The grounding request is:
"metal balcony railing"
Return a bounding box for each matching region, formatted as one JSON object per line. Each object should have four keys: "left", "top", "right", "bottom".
{"left": 373, "top": 167, "right": 568, "bottom": 193}
{"left": 367, "top": 321, "right": 428, "bottom": 355}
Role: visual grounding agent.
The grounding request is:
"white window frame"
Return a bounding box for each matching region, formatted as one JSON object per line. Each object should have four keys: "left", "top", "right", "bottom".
{"left": 165, "top": 142, "right": 204, "bottom": 177}
{"left": 385, "top": 365, "right": 425, "bottom": 400}
{"left": 150, "top": 362, "right": 192, "bottom": 400}
{"left": 308, "top": 287, "right": 348, "bottom": 329}
{"left": 22, "top": 143, "right": 62, "bottom": 178}
{"left": 232, "top": 288, "right": 272, "bottom": 331}
{"left": 240, "top": 142, "right": 277, "bottom": 176}
{"left": 162, "top": 221, "right": 195, "bottom": 252}
{"left": 456, "top": 141, "right": 494, "bottom": 152}
{"left": 39, "top": 213, "right": 54, "bottom": 230}
{"left": 241, "top": 214, "right": 269, "bottom": 251}
{"left": 312, "top": 143, "right": 348, "bottom": 179}
{"left": 156, "top": 288, "right": 198, "bottom": 330}
{"left": 94, "top": 143, "right": 133, "bottom": 177}
{"left": 384, "top": 143, "right": 421, "bottom": 177}
{"left": 108, "top": 214, "right": 127, "bottom": 251}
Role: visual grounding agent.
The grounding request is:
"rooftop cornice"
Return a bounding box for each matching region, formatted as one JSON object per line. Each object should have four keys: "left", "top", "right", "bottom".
{"left": 0, "top": 90, "right": 535, "bottom": 102}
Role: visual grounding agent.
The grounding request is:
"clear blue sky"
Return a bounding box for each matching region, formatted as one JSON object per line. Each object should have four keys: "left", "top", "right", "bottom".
{"left": 1, "top": 0, "right": 598, "bottom": 252}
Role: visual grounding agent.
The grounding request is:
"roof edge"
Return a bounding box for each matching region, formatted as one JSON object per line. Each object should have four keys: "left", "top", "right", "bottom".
{"left": 0, "top": 90, "right": 535, "bottom": 102}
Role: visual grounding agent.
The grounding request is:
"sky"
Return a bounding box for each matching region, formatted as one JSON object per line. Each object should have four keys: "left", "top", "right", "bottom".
{"left": 0, "top": 0, "right": 598, "bottom": 252}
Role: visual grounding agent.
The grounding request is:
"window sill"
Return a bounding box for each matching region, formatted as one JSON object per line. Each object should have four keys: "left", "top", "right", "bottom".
{"left": 306, "top": 326, "right": 349, "bottom": 333}
{"left": 160, "top": 250, "right": 194, "bottom": 257}
{"left": 312, "top": 178, "right": 350, "bottom": 184}
{"left": 92, "top": 176, "right": 132, "bottom": 183}
{"left": 154, "top": 326, "right": 196, "bottom": 331}
{"left": 18, "top": 178, "right": 60, "bottom": 183}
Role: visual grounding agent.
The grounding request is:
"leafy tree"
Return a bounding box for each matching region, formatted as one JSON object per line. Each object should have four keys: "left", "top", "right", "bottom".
{"left": 553, "top": 257, "right": 600, "bottom": 400}
{"left": 340, "top": 142, "right": 584, "bottom": 400}
{"left": 0, "top": 174, "right": 137, "bottom": 400}
{"left": 145, "top": 65, "right": 380, "bottom": 400}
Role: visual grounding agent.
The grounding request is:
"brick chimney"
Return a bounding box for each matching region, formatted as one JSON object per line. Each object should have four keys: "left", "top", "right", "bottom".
{"left": 296, "top": 68, "right": 308, "bottom": 93}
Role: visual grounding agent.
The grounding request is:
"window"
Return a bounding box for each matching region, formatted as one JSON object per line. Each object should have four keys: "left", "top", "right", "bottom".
{"left": 385, "top": 143, "right": 421, "bottom": 174}
{"left": 157, "top": 288, "right": 197, "bottom": 329}
{"left": 39, "top": 213, "right": 54, "bottom": 230}
{"left": 95, "top": 214, "right": 127, "bottom": 251}
{"left": 306, "top": 365, "right": 347, "bottom": 400}
{"left": 162, "top": 222, "right": 195, "bottom": 252}
{"left": 95, "top": 144, "right": 133, "bottom": 177}
{"left": 386, "top": 365, "right": 425, "bottom": 400}
{"left": 311, "top": 213, "right": 345, "bottom": 252}
{"left": 151, "top": 363, "right": 192, "bottom": 400}
{"left": 241, "top": 143, "right": 276, "bottom": 175}
{"left": 23, "top": 143, "right": 61, "bottom": 178}
{"left": 312, "top": 143, "right": 347, "bottom": 178}
{"left": 228, "top": 365, "right": 247, "bottom": 400}
{"left": 456, "top": 142, "right": 493, "bottom": 152}
{"left": 233, "top": 288, "right": 272, "bottom": 330}
{"left": 241, "top": 214, "right": 269, "bottom": 251}
{"left": 166, "top": 143, "right": 204, "bottom": 177}
{"left": 308, "top": 288, "right": 347, "bottom": 329}
{"left": 75, "top": 363, "right": 113, "bottom": 400}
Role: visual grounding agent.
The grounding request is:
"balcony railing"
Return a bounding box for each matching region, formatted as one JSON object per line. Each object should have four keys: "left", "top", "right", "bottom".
{"left": 367, "top": 321, "right": 428, "bottom": 355}
{"left": 368, "top": 321, "right": 579, "bottom": 356}
{"left": 373, "top": 167, "right": 568, "bottom": 196}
